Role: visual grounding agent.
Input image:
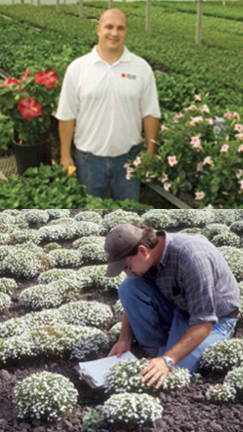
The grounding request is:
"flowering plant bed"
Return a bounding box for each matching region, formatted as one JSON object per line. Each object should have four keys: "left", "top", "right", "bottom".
{"left": 0, "top": 209, "right": 242, "bottom": 432}
{"left": 0, "top": 68, "right": 59, "bottom": 150}
{"left": 126, "top": 95, "right": 243, "bottom": 209}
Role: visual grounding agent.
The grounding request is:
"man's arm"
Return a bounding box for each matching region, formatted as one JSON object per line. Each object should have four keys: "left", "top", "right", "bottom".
{"left": 140, "top": 322, "right": 212, "bottom": 389}
{"left": 59, "top": 119, "right": 76, "bottom": 171}
{"left": 108, "top": 312, "right": 133, "bottom": 357}
{"left": 143, "top": 115, "right": 159, "bottom": 157}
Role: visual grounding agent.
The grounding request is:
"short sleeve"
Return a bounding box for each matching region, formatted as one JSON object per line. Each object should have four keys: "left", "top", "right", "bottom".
{"left": 141, "top": 67, "right": 161, "bottom": 119}
{"left": 55, "top": 65, "right": 78, "bottom": 120}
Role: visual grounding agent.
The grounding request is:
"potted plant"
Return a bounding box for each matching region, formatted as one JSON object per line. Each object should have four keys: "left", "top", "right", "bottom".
{"left": 0, "top": 68, "right": 59, "bottom": 175}
{"left": 126, "top": 95, "right": 243, "bottom": 208}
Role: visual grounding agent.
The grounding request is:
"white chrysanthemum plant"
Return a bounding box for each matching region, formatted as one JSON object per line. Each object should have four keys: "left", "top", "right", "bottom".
{"left": 224, "top": 366, "right": 243, "bottom": 401}
{"left": 79, "top": 265, "right": 126, "bottom": 291}
{"left": 199, "top": 338, "right": 243, "bottom": 374}
{"left": 104, "top": 358, "right": 191, "bottom": 395}
{"left": 0, "top": 292, "right": 11, "bottom": 312}
{"left": 20, "top": 209, "right": 50, "bottom": 225}
{"left": 70, "top": 327, "right": 109, "bottom": 360}
{"left": 38, "top": 268, "right": 87, "bottom": 285}
{"left": 109, "top": 321, "right": 122, "bottom": 339}
{"left": 101, "top": 210, "right": 141, "bottom": 234}
{"left": 58, "top": 300, "right": 113, "bottom": 329}
{"left": 0, "top": 277, "right": 17, "bottom": 295}
{"left": 47, "top": 248, "right": 83, "bottom": 268}
{"left": 1, "top": 242, "right": 51, "bottom": 279}
{"left": 73, "top": 235, "right": 105, "bottom": 249}
{"left": 102, "top": 392, "right": 163, "bottom": 428}
{"left": 230, "top": 220, "right": 243, "bottom": 236}
{"left": 218, "top": 246, "right": 243, "bottom": 281}
{"left": 212, "top": 231, "right": 241, "bottom": 248}
{"left": 113, "top": 299, "right": 124, "bottom": 318}
{"left": 46, "top": 209, "right": 70, "bottom": 219}
{"left": 78, "top": 243, "right": 107, "bottom": 264}
{"left": 140, "top": 209, "right": 173, "bottom": 229}
{"left": 74, "top": 210, "right": 102, "bottom": 225}
{"left": 202, "top": 223, "right": 229, "bottom": 240}
{"left": 167, "top": 209, "right": 216, "bottom": 228}
{"left": 206, "top": 383, "right": 236, "bottom": 404}
{"left": 14, "top": 371, "right": 78, "bottom": 422}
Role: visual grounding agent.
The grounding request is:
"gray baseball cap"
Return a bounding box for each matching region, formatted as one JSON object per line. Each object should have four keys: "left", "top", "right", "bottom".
{"left": 105, "top": 223, "right": 144, "bottom": 277}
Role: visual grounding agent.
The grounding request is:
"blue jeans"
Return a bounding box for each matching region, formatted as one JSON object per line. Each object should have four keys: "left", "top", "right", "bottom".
{"left": 74, "top": 145, "right": 140, "bottom": 201}
{"left": 119, "top": 275, "right": 237, "bottom": 373}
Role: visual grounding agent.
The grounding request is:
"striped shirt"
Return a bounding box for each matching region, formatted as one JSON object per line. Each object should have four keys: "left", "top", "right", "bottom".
{"left": 148, "top": 231, "right": 240, "bottom": 327}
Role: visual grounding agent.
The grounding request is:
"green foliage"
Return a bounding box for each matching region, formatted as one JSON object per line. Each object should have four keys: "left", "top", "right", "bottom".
{"left": 81, "top": 409, "right": 106, "bottom": 432}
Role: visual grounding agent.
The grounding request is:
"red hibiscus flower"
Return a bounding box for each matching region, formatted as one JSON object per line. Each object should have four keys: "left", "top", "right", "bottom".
{"left": 17, "top": 96, "right": 42, "bottom": 121}
{"left": 0, "top": 77, "right": 19, "bottom": 88}
{"left": 23, "top": 70, "right": 31, "bottom": 78}
{"left": 34, "top": 69, "right": 58, "bottom": 88}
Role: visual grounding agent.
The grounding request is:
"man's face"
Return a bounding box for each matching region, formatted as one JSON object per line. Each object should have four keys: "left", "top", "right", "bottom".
{"left": 124, "top": 246, "right": 153, "bottom": 276}
{"left": 96, "top": 11, "right": 127, "bottom": 53}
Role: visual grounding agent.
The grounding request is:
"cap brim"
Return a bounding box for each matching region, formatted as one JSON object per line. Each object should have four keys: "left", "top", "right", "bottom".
{"left": 106, "top": 258, "right": 126, "bottom": 277}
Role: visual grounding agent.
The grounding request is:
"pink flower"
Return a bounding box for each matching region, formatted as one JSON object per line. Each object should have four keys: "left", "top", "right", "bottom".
{"left": 196, "top": 162, "right": 204, "bottom": 172}
{"left": 236, "top": 133, "right": 243, "bottom": 141}
{"left": 194, "top": 94, "right": 201, "bottom": 102}
{"left": 34, "top": 69, "right": 58, "bottom": 89}
{"left": 236, "top": 170, "right": 243, "bottom": 179}
{"left": 220, "top": 144, "right": 229, "bottom": 153}
{"left": 195, "top": 191, "right": 205, "bottom": 200}
{"left": 168, "top": 156, "right": 178, "bottom": 167}
{"left": 224, "top": 111, "right": 232, "bottom": 119}
{"left": 163, "top": 182, "right": 171, "bottom": 191}
{"left": 207, "top": 118, "right": 214, "bottom": 126}
{"left": 190, "top": 136, "right": 201, "bottom": 149}
{"left": 161, "top": 124, "right": 168, "bottom": 132}
{"left": 238, "top": 145, "right": 243, "bottom": 152}
{"left": 201, "top": 104, "right": 210, "bottom": 114}
{"left": 234, "top": 124, "right": 243, "bottom": 133}
{"left": 203, "top": 156, "right": 213, "bottom": 166}
{"left": 161, "top": 173, "right": 168, "bottom": 183}
{"left": 133, "top": 156, "right": 141, "bottom": 167}
{"left": 22, "top": 70, "right": 31, "bottom": 78}
{"left": 204, "top": 204, "right": 214, "bottom": 210}
{"left": 17, "top": 96, "right": 42, "bottom": 121}
{"left": 125, "top": 167, "right": 134, "bottom": 180}
{"left": 189, "top": 116, "right": 203, "bottom": 126}
{"left": 185, "top": 104, "right": 197, "bottom": 111}
{"left": 233, "top": 112, "right": 240, "bottom": 119}
{"left": 0, "top": 77, "right": 19, "bottom": 88}
{"left": 174, "top": 112, "right": 184, "bottom": 120}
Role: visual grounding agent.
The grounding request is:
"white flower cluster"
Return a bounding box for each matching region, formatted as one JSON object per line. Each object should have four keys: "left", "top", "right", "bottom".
{"left": 202, "top": 223, "right": 229, "bottom": 240}
{"left": 1, "top": 242, "right": 51, "bottom": 279}
{"left": 14, "top": 371, "right": 78, "bottom": 421}
{"left": 230, "top": 220, "right": 243, "bottom": 235}
{"left": 0, "top": 331, "right": 35, "bottom": 363}
{"left": 224, "top": 366, "right": 243, "bottom": 399}
{"left": 109, "top": 321, "right": 122, "bottom": 338}
{"left": 212, "top": 231, "right": 241, "bottom": 248}
{"left": 0, "top": 277, "right": 17, "bottom": 295}
{"left": 79, "top": 265, "right": 126, "bottom": 291}
{"left": 104, "top": 358, "right": 149, "bottom": 394}
{"left": 46, "top": 209, "right": 70, "bottom": 219}
{"left": 206, "top": 383, "right": 236, "bottom": 404}
{"left": 78, "top": 243, "right": 106, "bottom": 264}
{"left": 70, "top": 327, "right": 109, "bottom": 360}
{"left": 140, "top": 209, "right": 173, "bottom": 229}
{"left": 39, "top": 220, "right": 101, "bottom": 242}
{"left": 101, "top": 210, "right": 141, "bottom": 234}
{"left": 43, "top": 242, "right": 62, "bottom": 253}
{"left": 168, "top": 210, "right": 216, "bottom": 228}
{"left": 113, "top": 299, "right": 124, "bottom": 318}
{"left": 20, "top": 276, "right": 88, "bottom": 310}
{"left": 73, "top": 235, "right": 105, "bottom": 249}
{"left": 102, "top": 392, "right": 163, "bottom": 427}
{"left": 59, "top": 300, "right": 113, "bottom": 329}
{"left": 0, "top": 292, "right": 11, "bottom": 312}
{"left": 74, "top": 211, "right": 102, "bottom": 225}
{"left": 38, "top": 223, "right": 72, "bottom": 242}
{"left": 211, "top": 210, "right": 240, "bottom": 225}
{"left": 0, "top": 308, "right": 62, "bottom": 338}
{"left": 11, "top": 228, "right": 41, "bottom": 245}
{"left": 38, "top": 268, "right": 81, "bottom": 284}
{"left": 0, "top": 245, "right": 13, "bottom": 260}
{"left": 199, "top": 338, "right": 243, "bottom": 374}
{"left": 21, "top": 209, "right": 50, "bottom": 225}
{"left": 161, "top": 367, "right": 191, "bottom": 390}
{"left": 47, "top": 248, "right": 83, "bottom": 268}
{"left": 218, "top": 246, "right": 243, "bottom": 281}
{"left": 0, "top": 233, "right": 12, "bottom": 245}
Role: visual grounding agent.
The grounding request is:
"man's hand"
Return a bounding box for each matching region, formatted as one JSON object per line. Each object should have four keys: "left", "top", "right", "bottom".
{"left": 139, "top": 357, "right": 170, "bottom": 389}
{"left": 108, "top": 339, "right": 132, "bottom": 358}
{"left": 60, "top": 156, "right": 76, "bottom": 175}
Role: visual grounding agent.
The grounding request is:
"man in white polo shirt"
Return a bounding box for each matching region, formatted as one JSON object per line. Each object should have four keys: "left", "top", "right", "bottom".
{"left": 56, "top": 8, "right": 160, "bottom": 201}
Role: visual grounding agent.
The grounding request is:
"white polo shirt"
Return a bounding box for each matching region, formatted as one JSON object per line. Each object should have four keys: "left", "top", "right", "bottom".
{"left": 55, "top": 47, "right": 161, "bottom": 157}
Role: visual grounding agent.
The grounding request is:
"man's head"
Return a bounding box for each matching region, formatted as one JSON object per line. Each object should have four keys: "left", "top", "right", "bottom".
{"left": 96, "top": 9, "right": 127, "bottom": 54}
{"left": 105, "top": 223, "right": 159, "bottom": 277}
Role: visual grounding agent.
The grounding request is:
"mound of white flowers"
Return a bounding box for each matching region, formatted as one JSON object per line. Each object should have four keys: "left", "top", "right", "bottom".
{"left": 199, "top": 339, "right": 243, "bottom": 374}
{"left": 140, "top": 209, "right": 173, "bottom": 229}
{"left": 206, "top": 384, "right": 236, "bottom": 404}
{"left": 59, "top": 300, "right": 113, "bottom": 329}
{"left": 70, "top": 327, "right": 109, "bottom": 360}
{"left": 14, "top": 371, "right": 78, "bottom": 422}
{"left": 74, "top": 210, "right": 102, "bottom": 225}
{"left": 224, "top": 366, "right": 243, "bottom": 400}
{"left": 202, "top": 223, "right": 229, "bottom": 240}
{"left": 218, "top": 246, "right": 243, "bottom": 281}
{"left": 101, "top": 210, "right": 141, "bottom": 234}
{"left": 0, "top": 292, "right": 11, "bottom": 312}
{"left": 79, "top": 265, "right": 125, "bottom": 290}
{"left": 102, "top": 392, "right": 163, "bottom": 427}
{"left": 0, "top": 277, "right": 17, "bottom": 295}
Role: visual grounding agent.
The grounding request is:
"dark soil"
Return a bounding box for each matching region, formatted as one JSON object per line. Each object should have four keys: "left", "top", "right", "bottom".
{"left": 0, "top": 213, "right": 242, "bottom": 432}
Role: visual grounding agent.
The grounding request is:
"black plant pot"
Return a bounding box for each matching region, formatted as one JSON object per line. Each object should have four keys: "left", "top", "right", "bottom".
{"left": 12, "top": 139, "right": 52, "bottom": 176}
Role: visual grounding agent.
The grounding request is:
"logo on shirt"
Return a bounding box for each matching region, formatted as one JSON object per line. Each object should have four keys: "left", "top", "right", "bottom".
{"left": 121, "top": 73, "right": 136, "bottom": 80}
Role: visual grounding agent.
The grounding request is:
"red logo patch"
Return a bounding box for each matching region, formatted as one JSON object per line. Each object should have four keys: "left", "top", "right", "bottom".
{"left": 121, "top": 73, "right": 126, "bottom": 78}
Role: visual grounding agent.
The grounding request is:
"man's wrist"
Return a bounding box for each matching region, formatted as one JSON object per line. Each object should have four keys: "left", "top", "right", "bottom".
{"left": 161, "top": 355, "right": 176, "bottom": 370}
